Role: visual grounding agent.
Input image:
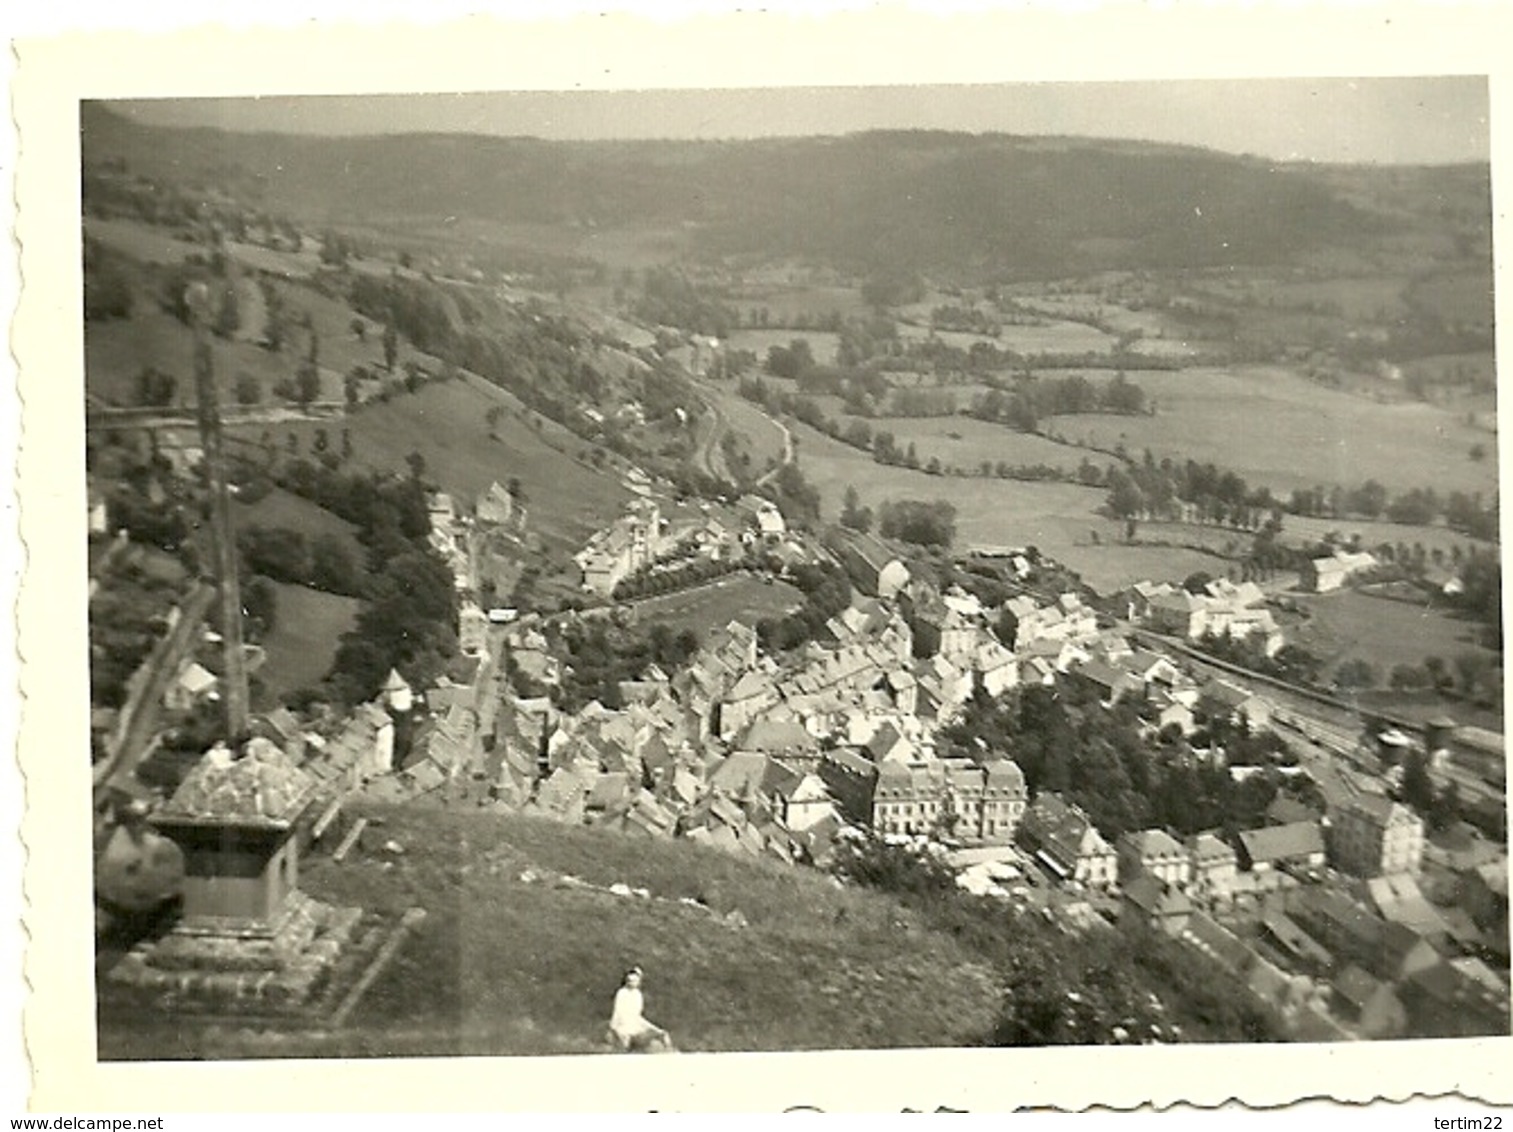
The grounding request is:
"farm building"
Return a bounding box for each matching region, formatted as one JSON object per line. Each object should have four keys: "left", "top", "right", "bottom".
{"left": 831, "top": 530, "right": 911, "bottom": 600}
{"left": 1301, "top": 550, "right": 1378, "bottom": 593}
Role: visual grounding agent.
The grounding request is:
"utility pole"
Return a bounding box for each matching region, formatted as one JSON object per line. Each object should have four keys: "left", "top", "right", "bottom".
{"left": 186, "top": 280, "right": 250, "bottom": 745}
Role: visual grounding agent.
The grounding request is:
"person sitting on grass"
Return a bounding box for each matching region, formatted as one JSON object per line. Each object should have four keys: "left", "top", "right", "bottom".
{"left": 608, "top": 966, "right": 673, "bottom": 1053}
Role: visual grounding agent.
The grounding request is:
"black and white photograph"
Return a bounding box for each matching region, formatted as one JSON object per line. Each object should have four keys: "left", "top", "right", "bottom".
{"left": 9, "top": 3, "right": 1513, "bottom": 1114}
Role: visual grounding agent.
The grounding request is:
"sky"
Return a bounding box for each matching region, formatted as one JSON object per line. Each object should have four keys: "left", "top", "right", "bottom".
{"left": 112, "top": 76, "right": 1491, "bottom": 166}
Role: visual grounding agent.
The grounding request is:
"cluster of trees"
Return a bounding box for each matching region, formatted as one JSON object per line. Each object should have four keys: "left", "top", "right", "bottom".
{"left": 971, "top": 371, "right": 1149, "bottom": 433}
{"left": 1103, "top": 453, "right": 1282, "bottom": 530}
{"left": 878, "top": 499, "right": 957, "bottom": 549}
{"left": 318, "top": 229, "right": 364, "bottom": 268}
{"left": 942, "top": 681, "right": 1304, "bottom": 842}
{"left": 1288, "top": 482, "right": 1498, "bottom": 539}
{"left": 929, "top": 303, "right": 1001, "bottom": 335}
{"left": 546, "top": 620, "right": 702, "bottom": 714}
{"left": 236, "top": 526, "right": 364, "bottom": 597}
{"left": 738, "top": 306, "right": 845, "bottom": 333}
{"left": 83, "top": 238, "right": 135, "bottom": 321}
{"left": 326, "top": 546, "right": 458, "bottom": 708}
{"left": 611, "top": 555, "right": 745, "bottom": 602}
{"left": 754, "top": 561, "right": 853, "bottom": 653}
{"left": 632, "top": 267, "right": 738, "bottom": 339}
{"left": 1103, "top": 452, "right": 1500, "bottom": 557}
{"left": 839, "top": 485, "right": 873, "bottom": 533}
{"left": 1192, "top": 630, "right": 1325, "bottom": 688}
{"left": 1397, "top": 750, "right": 1472, "bottom": 836}
{"left": 763, "top": 462, "right": 822, "bottom": 528}
{"left": 88, "top": 567, "right": 181, "bottom": 710}
{"left": 272, "top": 459, "right": 429, "bottom": 544}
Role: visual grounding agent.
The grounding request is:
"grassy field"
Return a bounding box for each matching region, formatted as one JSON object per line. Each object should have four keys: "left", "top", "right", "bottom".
{"left": 1044, "top": 365, "right": 1498, "bottom": 497}
{"left": 896, "top": 319, "right": 1116, "bottom": 356}
{"left": 257, "top": 581, "right": 361, "bottom": 700}
{"left": 233, "top": 378, "right": 630, "bottom": 550}
{"left": 627, "top": 574, "right": 804, "bottom": 638}
{"left": 101, "top": 807, "right": 1001, "bottom": 1058}
{"left": 1287, "top": 589, "right": 1495, "bottom": 681}
{"left": 859, "top": 415, "right": 1088, "bottom": 476}
{"left": 704, "top": 383, "right": 790, "bottom": 473}
{"left": 792, "top": 420, "right": 1221, "bottom": 593}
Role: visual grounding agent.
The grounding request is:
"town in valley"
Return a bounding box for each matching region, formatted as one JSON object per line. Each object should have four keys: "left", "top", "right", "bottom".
{"left": 80, "top": 83, "right": 1509, "bottom": 1058}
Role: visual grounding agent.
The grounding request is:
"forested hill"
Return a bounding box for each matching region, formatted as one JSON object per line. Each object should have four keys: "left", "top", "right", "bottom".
{"left": 81, "top": 104, "right": 1488, "bottom": 279}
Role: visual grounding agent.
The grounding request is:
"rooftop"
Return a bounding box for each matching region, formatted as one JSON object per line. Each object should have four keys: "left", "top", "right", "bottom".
{"left": 156, "top": 738, "right": 314, "bottom": 828}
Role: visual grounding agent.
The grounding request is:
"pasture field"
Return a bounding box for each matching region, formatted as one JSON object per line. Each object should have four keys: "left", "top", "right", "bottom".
{"left": 1043, "top": 365, "right": 1497, "bottom": 497}
{"left": 262, "top": 277, "right": 436, "bottom": 385}
{"left": 627, "top": 573, "right": 804, "bottom": 639}
{"left": 704, "top": 383, "right": 789, "bottom": 472}
{"left": 858, "top": 415, "right": 1087, "bottom": 476}
{"left": 1126, "top": 336, "right": 1200, "bottom": 360}
{"left": 84, "top": 301, "right": 346, "bottom": 408}
{"left": 725, "top": 329, "right": 841, "bottom": 367}
{"left": 257, "top": 581, "right": 361, "bottom": 700}
{"left": 1287, "top": 589, "right": 1495, "bottom": 682}
{"left": 896, "top": 319, "right": 1116, "bottom": 356}
{"left": 230, "top": 378, "right": 630, "bottom": 550}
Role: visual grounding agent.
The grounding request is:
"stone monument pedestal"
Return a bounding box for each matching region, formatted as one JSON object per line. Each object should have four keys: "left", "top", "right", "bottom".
{"left": 102, "top": 739, "right": 388, "bottom": 1023}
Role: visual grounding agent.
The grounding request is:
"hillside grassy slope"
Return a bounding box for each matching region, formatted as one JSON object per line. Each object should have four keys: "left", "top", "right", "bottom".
{"left": 100, "top": 807, "right": 1002, "bottom": 1059}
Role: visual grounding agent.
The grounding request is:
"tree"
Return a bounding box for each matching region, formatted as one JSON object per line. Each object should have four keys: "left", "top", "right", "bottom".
{"left": 1182, "top": 571, "right": 1214, "bottom": 595}
{"left": 486, "top": 405, "right": 504, "bottom": 437}
{"left": 341, "top": 428, "right": 353, "bottom": 459}
{"left": 134, "top": 366, "right": 176, "bottom": 407}
{"left": 406, "top": 449, "right": 427, "bottom": 482}
{"left": 1389, "top": 663, "right": 1427, "bottom": 691}
{"left": 309, "top": 534, "right": 360, "bottom": 595}
{"left": 350, "top": 317, "right": 367, "bottom": 342}
{"left": 234, "top": 373, "right": 261, "bottom": 406}
{"left": 1399, "top": 750, "right": 1435, "bottom": 815}
{"left": 840, "top": 484, "right": 873, "bottom": 533}
{"left": 1423, "top": 655, "right": 1451, "bottom": 692}
{"left": 382, "top": 323, "right": 399, "bottom": 373}
{"left": 1335, "top": 659, "right": 1377, "bottom": 689}
{"left": 295, "top": 362, "right": 321, "bottom": 406}
{"left": 313, "top": 428, "right": 329, "bottom": 455}
{"left": 82, "top": 241, "right": 134, "bottom": 321}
